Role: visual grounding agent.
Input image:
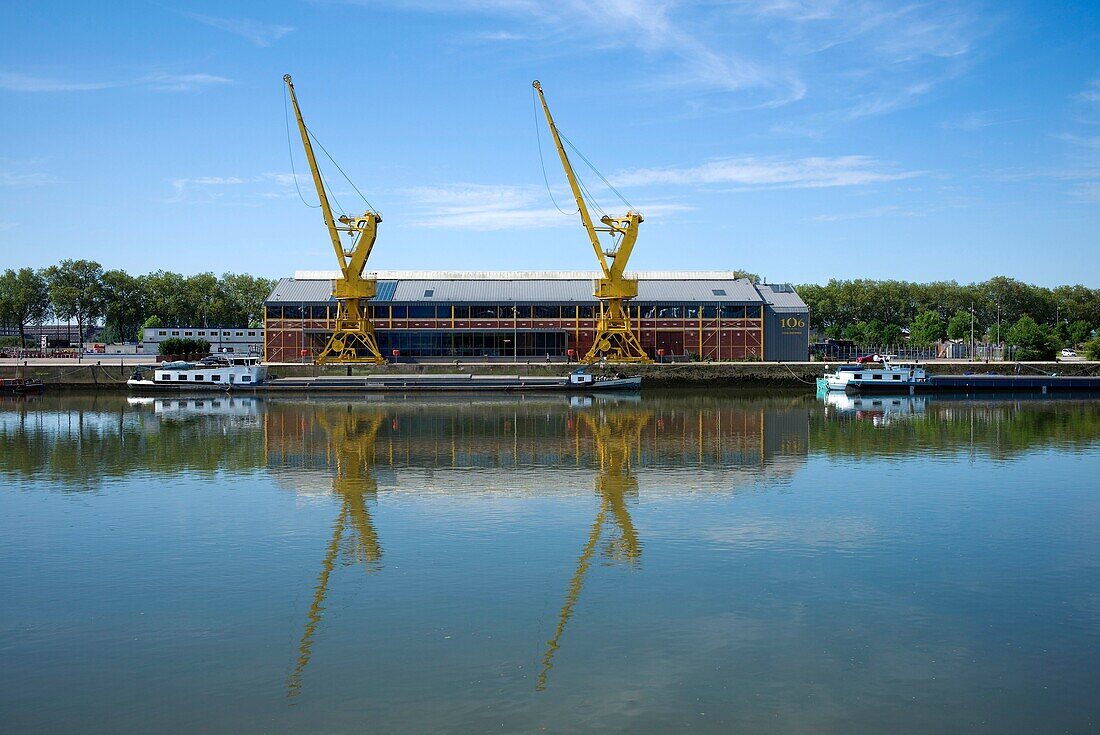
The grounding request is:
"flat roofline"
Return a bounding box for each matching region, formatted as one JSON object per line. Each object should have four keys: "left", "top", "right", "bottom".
{"left": 292, "top": 270, "right": 760, "bottom": 281}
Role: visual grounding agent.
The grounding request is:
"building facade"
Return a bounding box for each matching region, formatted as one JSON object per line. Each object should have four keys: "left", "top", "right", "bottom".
{"left": 264, "top": 271, "right": 809, "bottom": 363}
{"left": 142, "top": 327, "right": 264, "bottom": 355}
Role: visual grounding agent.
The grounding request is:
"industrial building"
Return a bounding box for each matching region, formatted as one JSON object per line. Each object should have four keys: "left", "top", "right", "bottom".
{"left": 141, "top": 327, "right": 264, "bottom": 355}
{"left": 264, "top": 271, "right": 808, "bottom": 363}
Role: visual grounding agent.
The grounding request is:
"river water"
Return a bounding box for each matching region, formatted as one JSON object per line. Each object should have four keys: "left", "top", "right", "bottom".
{"left": 1, "top": 392, "right": 1098, "bottom": 734}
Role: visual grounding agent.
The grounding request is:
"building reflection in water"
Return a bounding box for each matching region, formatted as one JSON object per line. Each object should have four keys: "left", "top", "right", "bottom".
{"left": 261, "top": 394, "right": 810, "bottom": 695}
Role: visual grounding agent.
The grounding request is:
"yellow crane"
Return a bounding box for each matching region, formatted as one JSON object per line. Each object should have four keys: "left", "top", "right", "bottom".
{"left": 284, "top": 74, "right": 385, "bottom": 364}
{"left": 532, "top": 80, "right": 652, "bottom": 364}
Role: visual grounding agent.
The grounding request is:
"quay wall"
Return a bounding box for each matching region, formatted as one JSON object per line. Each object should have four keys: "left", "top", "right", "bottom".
{"left": 3, "top": 360, "right": 1098, "bottom": 391}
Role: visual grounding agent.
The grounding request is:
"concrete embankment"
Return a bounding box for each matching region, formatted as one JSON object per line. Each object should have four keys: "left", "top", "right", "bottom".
{"left": 2, "top": 360, "right": 1097, "bottom": 391}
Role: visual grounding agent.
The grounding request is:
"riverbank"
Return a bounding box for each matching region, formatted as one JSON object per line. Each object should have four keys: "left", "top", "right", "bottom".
{"left": 2, "top": 359, "right": 1097, "bottom": 390}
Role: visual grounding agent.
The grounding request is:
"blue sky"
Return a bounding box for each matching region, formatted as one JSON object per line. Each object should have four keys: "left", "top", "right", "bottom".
{"left": 1, "top": 0, "right": 1098, "bottom": 285}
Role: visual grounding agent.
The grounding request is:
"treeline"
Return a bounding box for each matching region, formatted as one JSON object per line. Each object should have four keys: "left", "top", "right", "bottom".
{"left": 796, "top": 276, "right": 1100, "bottom": 357}
{"left": 0, "top": 260, "right": 275, "bottom": 347}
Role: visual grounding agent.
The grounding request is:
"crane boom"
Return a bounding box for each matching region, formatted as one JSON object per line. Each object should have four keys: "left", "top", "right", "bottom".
{"left": 284, "top": 74, "right": 344, "bottom": 267}
{"left": 532, "top": 81, "right": 609, "bottom": 277}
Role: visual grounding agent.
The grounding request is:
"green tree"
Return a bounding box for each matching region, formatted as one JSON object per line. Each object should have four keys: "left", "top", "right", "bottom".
{"left": 1068, "top": 320, "right": 1093, "bottom": 346}
{"left": 1005, "top": 315, "right": 1057, "bottom": 361}
{"left": 946, "top": 310, "right": 975, "bottom": 341}
{"left": 0, "top": 268, "right": 51, "bottom": 346}
{"left": 45, "top": 259, "right": 105, "bottom": 352}
{"left": 101, "top": 269, "right": 145, "bottom": 344}
{"left": 1083, "top": 336, "right": 1100, "bottom": 361}
{"left": 908, "top": 310, "right": 945, "bottom": 346}
{"left": 220, "top": 273, "right": 275, "bottom": 327}
{"left": 139, "top": 315, "right": 163, "bottom": 342}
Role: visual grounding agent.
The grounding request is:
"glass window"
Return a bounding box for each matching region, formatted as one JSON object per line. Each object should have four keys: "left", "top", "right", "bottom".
{"left": 211, "top": 375, "right": 220, "bottom": 381}
{"left": 702, "top": 305, "right": 718, "bottom": 319}
{"left": 193, "top": 375, "right": 203, "bottom": 381}
{"left": 408, "top": 305, "right": 436, "bottom": 319}
{"left": 513, "top": 305, "right": 531, "bottom": 318}
{"left": 657, "top": 306, "right": 682, "bottom": 318}
{"left": 178, "top": 374, "right": 187, "bottom": 381}
{"left": 282, "top": 306, "right": 302, "bottom": 319}
{"left": 685, "top": 305, "right": 700, "bottom": 319}
{"left": 241, "top": 376, "right": 251, "bottom": 382}
{"left": 423, "top": 289, "right": 434, "bottom": 297}
{"left": 893, "top": 374, "right": 901, "bottom": 380}
{"left": 391, "top": 306, "right": 408, "bottom": 319}
{"left": 184, "top": 331, "right": 192, "bottom": 336}
{"left": 452, "top": 305, "right": 469, "bottom": 318}
{"left": 236, "top": 331, "right": 243, "bottom": 336}
{"left": 577, "top": 305, "right": 595, "bottom": 319}
{"left": 158, "top": 331, "right": 166, "bottom": 336}
{"left": 720, "top": 305, "right": 745, "bottom": 319}
{"left": 533, "top": 305, "right": 559, "bottom": 319}
{"left": 712, "top": 289, "right": 727, "bottom": 296}
{"left": 471, "top": 305, "right": 498, "bottom": 319}
{"left": 872, "top": 374, "right": 882, "bottom": 380}
{"left": 248, "top": 331, "right": 256, "bottom": 336}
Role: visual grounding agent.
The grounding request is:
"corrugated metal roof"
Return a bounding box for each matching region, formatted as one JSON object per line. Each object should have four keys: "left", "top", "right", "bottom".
{"left": 268, "top": 276, "right": 770, "bottom": 305}
{"left": 267, "top": 278, "right": 334, "bottom": 303}
{"left": 756, "top": 283, "right": 808, "bottom": 312}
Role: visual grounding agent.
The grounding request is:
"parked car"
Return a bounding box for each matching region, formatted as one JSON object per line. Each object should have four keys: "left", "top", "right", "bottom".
{"left": 1061, "top": 348, "right": 1077, "bottom": 358}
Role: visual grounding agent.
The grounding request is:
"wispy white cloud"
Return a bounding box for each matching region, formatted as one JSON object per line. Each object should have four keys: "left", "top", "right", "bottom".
{"left": 1071, "top": 182, "right": 1100, "bottom": 203}
{"left": 811, "top": 204, "right": 925, "bottom": 222}
{"left": 167, "top": 172, "right": 310, "bottom": 204}
{"left": 0, "top": 170, "right": 59, "bottom": 187}
{"left": 0, "top": 71, "right": 232, "bottom": 93}
{"left": 182, "top": 12, "right": 295, "bottom": 46}
{"left": 612, "top": 155, "right": 920, "bottom": 189}
{"left": 402, "top": 183, "right": 693, "bottom": 230}
{"left": 472, "top": 30, "right": 526, "bottom": 41}
{"left": 1076, "top": 78, "right": 1100, "bottom": 105}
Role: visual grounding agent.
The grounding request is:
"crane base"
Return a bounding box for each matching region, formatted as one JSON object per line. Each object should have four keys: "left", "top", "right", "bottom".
{"left": 316, "top": 327, "right": 384, "bottom": 365}
{"left": 581, "top": 325, "right": 652, "bottom": 364}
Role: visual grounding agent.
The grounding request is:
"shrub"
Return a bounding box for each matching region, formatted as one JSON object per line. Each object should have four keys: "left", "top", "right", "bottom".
{"left": 1084, "top": 336, "right": 1100, "bottom": 361}
{"left": 159, "top": 337, "right": 211, "bottom": 356}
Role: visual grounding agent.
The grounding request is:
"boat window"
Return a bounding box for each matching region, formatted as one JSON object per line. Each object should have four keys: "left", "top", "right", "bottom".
{"left": 194, "top": 375, "right": 203, "bottom": 381}
{"left": 854, "top": 373, "right": 862, "bottom": 379}
{"left": 893, "top": 374, "right": 901, "bottom": 380}
{"left": 211, "top": 375, "right": 220, "bottom": 381}
{"left": 178, "top": 374, "right": 187, "bottom": 381}
{"left": 241, "top": 376, "right": 251, "bottom": 382}
{"left": 872, "top": 374, "right": 882, "bottom": 380}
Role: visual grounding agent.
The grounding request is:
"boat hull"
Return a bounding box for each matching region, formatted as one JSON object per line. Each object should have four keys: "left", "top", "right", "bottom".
{"left": 849, "top": 374, "right": 1100, "bottom": 394}
{"left": 127, "top": 375, "right": 642, "bottom": 393}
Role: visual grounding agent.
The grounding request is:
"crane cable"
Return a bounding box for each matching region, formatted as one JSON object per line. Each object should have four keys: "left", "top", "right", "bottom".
{"left": 284, "top": 85, "right": 319, "bottom": 209}
{"left": 283, "top": 81, "right": 378, "bottom": 215}
{"left": 532, "top": 87, "right": 577, "bottom": 217}
{"left": 560, "top": 132, "right": 635, "bottom": 212}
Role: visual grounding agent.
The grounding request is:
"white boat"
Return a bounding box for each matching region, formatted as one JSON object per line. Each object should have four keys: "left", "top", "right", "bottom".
{"left": 817, "top": 357, "right": 927, "bottom": 393}
{"left": 127, "top": 355, "right": 267, "bottom": 392}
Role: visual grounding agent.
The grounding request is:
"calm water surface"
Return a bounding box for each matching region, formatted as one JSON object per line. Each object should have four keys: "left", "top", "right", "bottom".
{"left": 1, "top": 392, "right": 1099, "bottom": 734}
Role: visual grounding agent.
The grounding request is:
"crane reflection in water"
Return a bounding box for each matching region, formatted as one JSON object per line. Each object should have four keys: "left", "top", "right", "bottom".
{"left": 267, "top": 405, "right": 387, "bottom": 697}
{"left": 260, "top": 395, "right": 809, "bottom": 697}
